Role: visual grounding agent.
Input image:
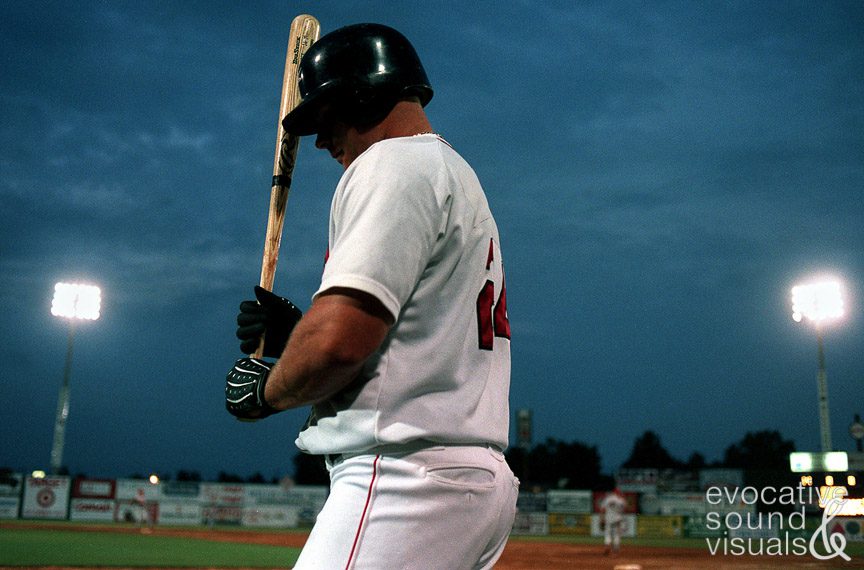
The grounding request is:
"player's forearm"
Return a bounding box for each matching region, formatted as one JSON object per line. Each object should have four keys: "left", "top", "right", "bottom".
{"left": 264, "top": 328, "right": 365, "bottom": 409}
{"left": 263, "top": 291, "right": 390, "bottom": 409}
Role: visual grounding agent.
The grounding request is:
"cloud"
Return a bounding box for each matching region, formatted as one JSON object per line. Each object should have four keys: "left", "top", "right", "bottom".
{"left": 137, "top": 126, "right": 215, "bottom": 153}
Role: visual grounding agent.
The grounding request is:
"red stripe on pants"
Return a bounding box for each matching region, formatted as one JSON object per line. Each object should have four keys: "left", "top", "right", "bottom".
{"left": 345, "top": 454, "right": 380, "bottom": 569}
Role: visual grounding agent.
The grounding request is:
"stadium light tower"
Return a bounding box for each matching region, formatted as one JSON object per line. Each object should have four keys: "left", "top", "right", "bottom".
{"left": 791, "top": 278, "right": 844, "bottom": 452}
{"left": 50, "top": 282, "right": 101, "bottom": 474}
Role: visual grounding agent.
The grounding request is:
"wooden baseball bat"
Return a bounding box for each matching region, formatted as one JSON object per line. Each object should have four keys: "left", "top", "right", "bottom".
{"left": 253, "top": 14, "right": 320, "bottom": 358}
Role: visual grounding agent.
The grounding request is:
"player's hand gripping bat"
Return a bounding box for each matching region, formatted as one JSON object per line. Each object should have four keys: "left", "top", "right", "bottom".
{"left": 252, "top": 14, "right": 320, "bottom": 358}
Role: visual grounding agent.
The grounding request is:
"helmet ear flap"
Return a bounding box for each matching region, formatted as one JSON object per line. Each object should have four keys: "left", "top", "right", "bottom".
{"left": 351, "top": 84, "right": 379, "bottom": 112}
{"left": 328, "top": 84, "right": 399, "bottom": 130}
{"left": 354, "top": 86, "right": 400, "bottom": 128}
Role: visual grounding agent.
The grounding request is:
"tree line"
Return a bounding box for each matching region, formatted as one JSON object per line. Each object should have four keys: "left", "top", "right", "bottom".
{"left": 503, "top": 429, "right": 796, "bottom": 491}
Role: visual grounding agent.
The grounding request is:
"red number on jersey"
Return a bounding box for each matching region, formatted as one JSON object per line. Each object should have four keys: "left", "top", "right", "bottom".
{"left": 476, "top": 275, "right": 510, "bottom": 351}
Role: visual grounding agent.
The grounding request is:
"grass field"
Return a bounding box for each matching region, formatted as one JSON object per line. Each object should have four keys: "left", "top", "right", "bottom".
{"left": 0, "top": 522, "right": 302, "bottom": 568}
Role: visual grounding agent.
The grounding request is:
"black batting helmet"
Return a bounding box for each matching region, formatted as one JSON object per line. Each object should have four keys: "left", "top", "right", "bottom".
{"left": 282, "top": 23, "right": 433, "bottom": 136}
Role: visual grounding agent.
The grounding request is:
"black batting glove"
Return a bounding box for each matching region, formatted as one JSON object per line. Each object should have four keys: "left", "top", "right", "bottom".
{"left": 236, "top": 286, "right": 302, "bottom": 357}
{"left": 225, "top": 357, "right": 279, "bottom": 420}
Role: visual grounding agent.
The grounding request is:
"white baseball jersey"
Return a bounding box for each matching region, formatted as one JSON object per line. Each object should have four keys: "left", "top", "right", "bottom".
{"left": 601, "top": 492, "right": 627, "bottom": 524}
{"left": 296, "top": 134, "right": 510, "bottom": 455}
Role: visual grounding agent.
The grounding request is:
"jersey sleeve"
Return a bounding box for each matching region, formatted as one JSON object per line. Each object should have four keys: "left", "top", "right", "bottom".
{"left": 316, "top": 143, "right": 448, "bottom": 319}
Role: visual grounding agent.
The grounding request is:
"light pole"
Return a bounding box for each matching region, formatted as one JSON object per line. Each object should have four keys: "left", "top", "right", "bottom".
{"left": 791, "top": 278, "right": 844, "bottom": 452}
{"left": 50, "top": 282, "right": 101, "bottom": 474}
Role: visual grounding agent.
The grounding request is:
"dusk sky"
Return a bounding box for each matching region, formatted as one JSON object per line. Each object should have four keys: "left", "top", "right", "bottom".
{"left": 1, "top": 1, "right": 862, "bottom": 481}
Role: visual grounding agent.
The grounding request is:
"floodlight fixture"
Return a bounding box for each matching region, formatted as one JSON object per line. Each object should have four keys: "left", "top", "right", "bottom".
{"left": 791, "top": 279, "right": 844, "bottom": 325}
{"left": 51, "top": 282, "right": 101, "bottom": 321}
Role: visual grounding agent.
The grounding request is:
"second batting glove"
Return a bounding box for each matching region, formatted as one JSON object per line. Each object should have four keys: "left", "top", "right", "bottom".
{"left": 236, "top": 286, "right": 302, "bottom": 358}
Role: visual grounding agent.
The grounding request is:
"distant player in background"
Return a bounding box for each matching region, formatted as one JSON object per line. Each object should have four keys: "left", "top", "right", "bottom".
{"left": 134, "top": 488, "right": 152, "bottom": 533}
{"left": 226, "top": 23, "right": 518, "bottom": 569}
{"left": 600, "top": 487, "right": 627, "bottom": 555}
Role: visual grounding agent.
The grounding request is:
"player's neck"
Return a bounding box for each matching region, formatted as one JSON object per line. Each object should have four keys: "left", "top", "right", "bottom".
{"left": 363, "top": 100, "right": 434, "bottom": 142}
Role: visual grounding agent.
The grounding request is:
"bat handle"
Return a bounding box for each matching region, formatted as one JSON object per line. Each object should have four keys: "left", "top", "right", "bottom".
{"left": 252, "top": 182, "right": 287, "bottom": 359}
{"left": 251, "top": 336, "right": 265, "bottom": 359}
{"left": 251, "top": 285, "right": 273, "bottom": 357}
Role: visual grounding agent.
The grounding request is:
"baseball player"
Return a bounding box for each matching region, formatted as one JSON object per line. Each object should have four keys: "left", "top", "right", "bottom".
{"left": 600, "top": 487, "right": 627, "bottom": 555}
{"left": 133, "top": 488, "right": 152, "bottom": 532}
{"left": 226, "top": 23, "right": 518, "bottom": 569}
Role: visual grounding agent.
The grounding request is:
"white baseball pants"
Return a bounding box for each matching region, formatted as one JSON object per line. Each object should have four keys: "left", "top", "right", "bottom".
{"left": 292, "top": 445, "right": 519, "bottom": 570}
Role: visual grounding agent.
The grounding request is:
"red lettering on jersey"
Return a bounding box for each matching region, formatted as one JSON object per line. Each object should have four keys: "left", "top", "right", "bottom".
{"left": 476, "top": 241, "right": 511, "bottom": 350}
{"left": 476, "top": 277, "right": 511, "bottom": 350}
{"left": 494, "top": 271, "right": 511, "bottom": 340}
{"left": 476, "top": 280, "right": 495, "bottom": 349}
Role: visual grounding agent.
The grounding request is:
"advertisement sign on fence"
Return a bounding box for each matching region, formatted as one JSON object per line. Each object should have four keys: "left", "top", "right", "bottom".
{"left": 242, "top": 505, "right": 299, "bottom": 528}
{"left": 616, "top": 468, "right": 659, "bottom": 494}
{"left": 115, "top": 479, "right": 159, "bottom": 501}
{"left": 161, "top": 481, "right": 201, "bottom": 499}
{"left": 22, "top": 476, "right": 70, "bottom": 520}
{"left": 548, "top": 513, "right": 592, "bottom": 535}
{"left": 201, "top": 483, "right": 245, "bottom": 507}
{"left": 698, "top": 468, "right": 744, "bottom": 490}
{"left": 70, "top": 498, "right": 115, "bottom": 522}
{"left": 0, "top": 498, "right": 19, "bottom": 519}
{"left": 637, "top": 515, "right": 684, "bottom": 538}
{"left": 159, "top": 500, "right": 203, "bottom": 526}
{"left": 202, "top": 505, "right": 242, "bottom": 525}
{"left": 245, "top": 484, "right": 289, "bottom": 505}
{"left": 73, "top": 479, "right": 116, "bottom": 499}
{"left": 512, "top": 512, "right": 549, "bottom": 535}
{"left": 546, "top": 490, "right": 592, "bottom": 514}
{"left": 640, "top": 493, "right": 710, "bottom": 516}
{"left": 517, "top": 492, "right": 547, "bottom": 513}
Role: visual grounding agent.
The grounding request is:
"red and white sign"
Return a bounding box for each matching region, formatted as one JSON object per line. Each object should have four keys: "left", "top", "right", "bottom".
{"left": 70, "top": 499, "right": 115, "bottom": 521}
{"left": 72, "top": 479, "right": 116, "bottom": 499}
{"left": 22, "top": 476, "right": 70, "bottom": 520}
{"left": 201, "top": 483, "right": 245, "bottom": 506}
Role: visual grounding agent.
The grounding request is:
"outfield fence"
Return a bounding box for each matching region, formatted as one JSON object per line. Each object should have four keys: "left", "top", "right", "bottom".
{"left": 3, "top": 472, "right": 864, "bottom": 543}
{"left": 0, "top": 473, "right": 326, "bottom": 528}
{"left": 514, "top": 488, "right": 864, "bottom": 542}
